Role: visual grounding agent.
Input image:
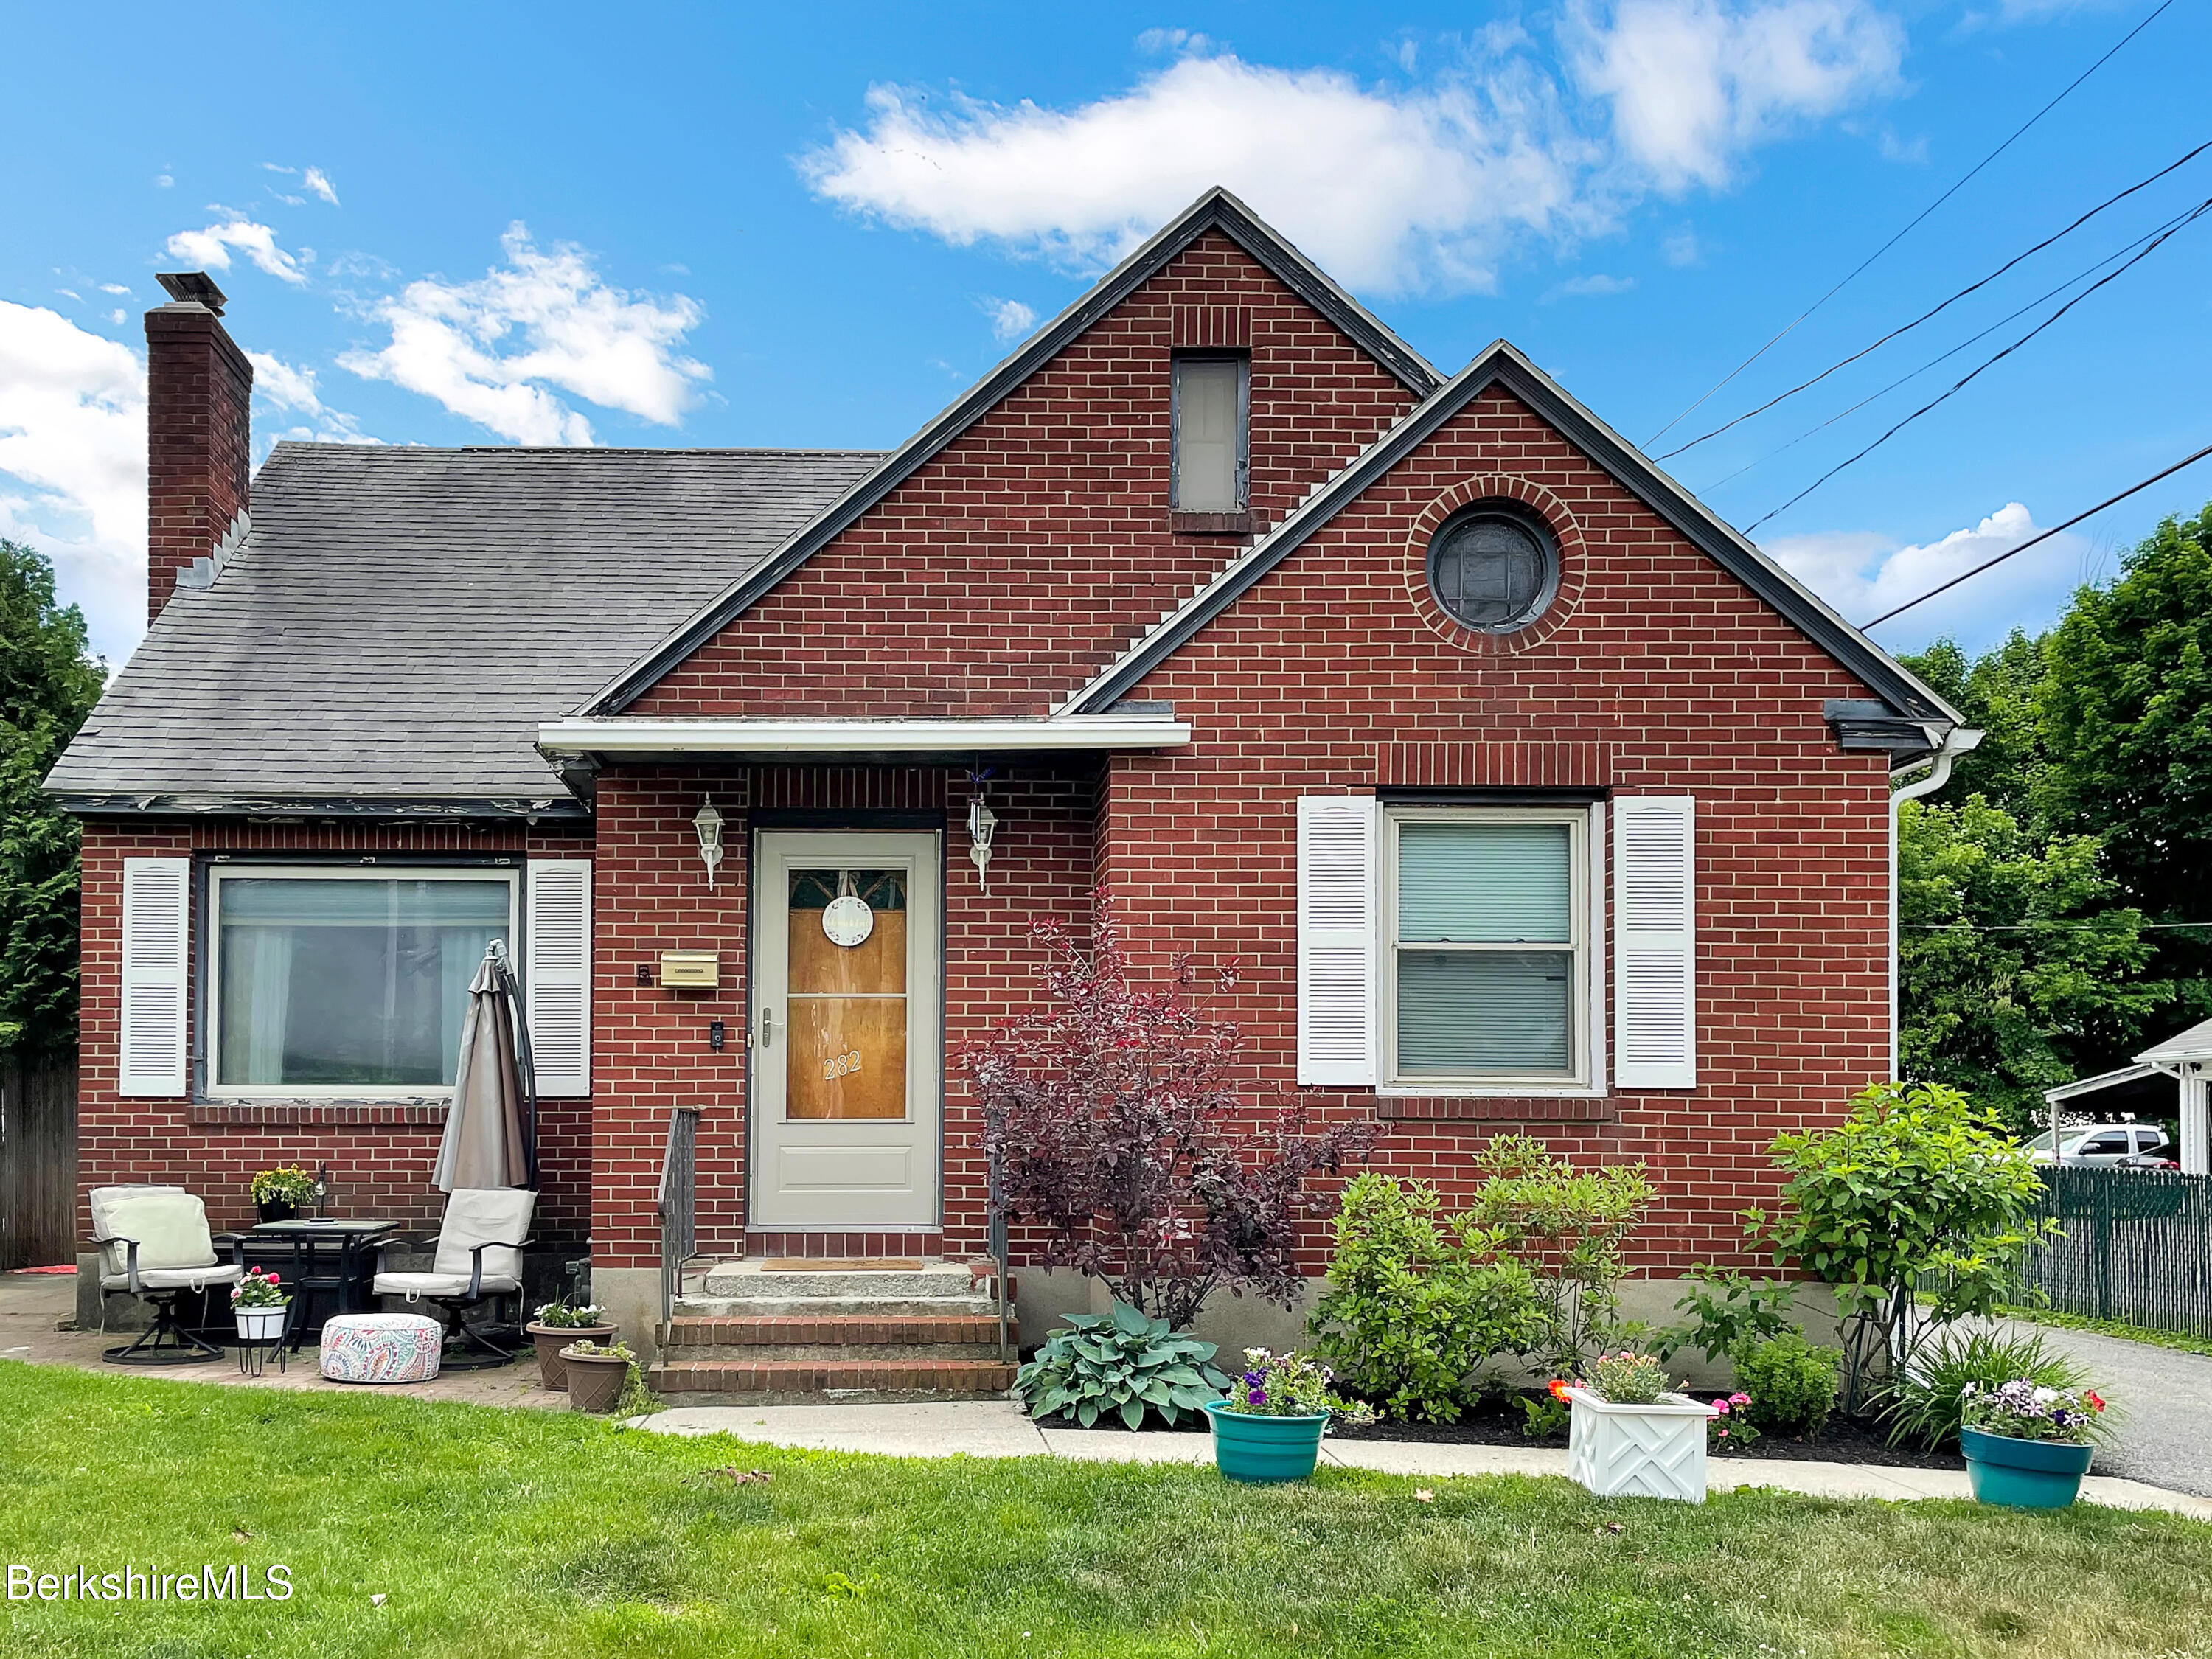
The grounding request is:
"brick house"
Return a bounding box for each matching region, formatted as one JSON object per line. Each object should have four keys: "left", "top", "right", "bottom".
{"left": 51, "top": 190, "right": 1961, "bottom": 1390}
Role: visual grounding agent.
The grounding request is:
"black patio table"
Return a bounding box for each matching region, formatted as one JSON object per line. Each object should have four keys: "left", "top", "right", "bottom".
{"left": 246, "top": 1219, "right": 400, "bottom": 1351}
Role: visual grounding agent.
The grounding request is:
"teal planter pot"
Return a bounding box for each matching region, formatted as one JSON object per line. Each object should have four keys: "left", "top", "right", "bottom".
{"left": 1203, "top": 1400, "right": 1331, "bottom": 1483}
{"left": 1961, "top": 1427, "right": 2093, "bottom": 1509}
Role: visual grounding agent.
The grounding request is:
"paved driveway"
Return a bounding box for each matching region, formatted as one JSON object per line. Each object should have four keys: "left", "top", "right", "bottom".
{"left": 1996, "top": 1318, "right": 2212, "bottom": 1498}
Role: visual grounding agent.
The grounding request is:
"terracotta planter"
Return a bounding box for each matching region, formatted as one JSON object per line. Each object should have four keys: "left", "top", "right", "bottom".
{"left": 561, "top": 1347, "right": 631, "bottom": 1413}
{"left": 527, "top": 1323, "right": 617, "bottom": 1391}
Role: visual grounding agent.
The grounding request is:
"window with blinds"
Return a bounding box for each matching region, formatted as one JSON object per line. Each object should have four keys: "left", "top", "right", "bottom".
{"left": 1385, "top": 811, "right": 1587, "bottom": 1085}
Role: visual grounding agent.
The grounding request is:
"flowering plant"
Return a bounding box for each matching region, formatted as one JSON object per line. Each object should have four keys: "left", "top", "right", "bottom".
{"left": 249, "top": 1166, "right": 317, "bottom": 1207}
{"left": 1961, "top": 1378, "right": 2109, "bottom": 1445}
{"left": 229, "top": 1267, "right": 288, "bottom": 1308}
{"left": 1707, "top": 1390, "right": 1760, "bottom": 1452}
{"left": 533, "top": 1301, "right": 610, "bottom": 1329}
{"left": 1585, "top": 1350, "right": 1672, "bottom": 1406}
{"left": 1217, "top": 1348, "right": 1376, "bottom": 1425}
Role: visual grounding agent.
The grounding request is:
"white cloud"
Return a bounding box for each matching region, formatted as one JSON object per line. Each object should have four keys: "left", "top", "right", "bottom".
{"left": 338, "top": 223, "right": 709, "bottom": 445}
{"left": 800, "top": 54, "right": 1601, "bottom": 295}
{"left": 1557, "top": 273, "right": 1637, "bottom": 296}
{"left": 801, "top": 2, "right": 1904, "bottom": 295}
{"left": 303, "top": 167, "right": 340, "bottom": 206}
{"left": 164, "top": 218, "right": 309, "bottom": 285}
{"left": 1566, "top": 0, "right": 1903, "bottom": 192}
{"left": 0, "top": 301, "right": 147, "bottom": 661}
{"left": 107, "top": 309, "right": 125, "bottom": 326}
{"left": 1137, "top": 27, "right": 1214, "bottom": 55}
{"left": 155, "top": 173, "right": 173, "bottom": 189}
{"left": 1661, "top": 226, "right": 1702, "bottom": 265}
{"left": 243, "top": 349, "right": 376, "bottom": 447}
{"left": 98, "top": 282, "right": 131, "bottom": 295}
{"left": 979, "top": 296, "right": 1038, "bottom": 341}
{"left": 1764, "top": 501, "right": 2098, "bottom": 651}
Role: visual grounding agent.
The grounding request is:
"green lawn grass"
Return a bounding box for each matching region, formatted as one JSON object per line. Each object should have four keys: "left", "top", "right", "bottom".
{"left": 2003, "top": 1303, "right": 2212, "bottom": 1360}
{"left": 3, "top": 1363, "right": 2208, "bottom": 1658}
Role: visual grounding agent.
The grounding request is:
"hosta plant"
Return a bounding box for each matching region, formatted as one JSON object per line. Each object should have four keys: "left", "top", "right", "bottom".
{"left": 1014, "top": 1303, "right": 1229, "bottom": 1430}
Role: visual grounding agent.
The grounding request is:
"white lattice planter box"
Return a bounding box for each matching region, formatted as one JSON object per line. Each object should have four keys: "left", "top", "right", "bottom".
{"left": 1565, "top": 1387, "right": 1718, "bottom": 1502}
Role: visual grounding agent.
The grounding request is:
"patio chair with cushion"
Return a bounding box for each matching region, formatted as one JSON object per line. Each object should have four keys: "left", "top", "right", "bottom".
{"left": 88, "top": 1186, "right": 247, "bottom": 1364}
{"left": 371, "top": 1188, "right": 536, "bottom": 1368}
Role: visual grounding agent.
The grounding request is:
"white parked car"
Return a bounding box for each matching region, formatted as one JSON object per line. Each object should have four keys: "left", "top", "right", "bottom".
{"left": 2027, "top": 1124, "right": 2171, "bottom": 1165}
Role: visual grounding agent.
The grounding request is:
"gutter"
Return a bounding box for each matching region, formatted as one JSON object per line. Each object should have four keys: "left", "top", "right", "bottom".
{"left": 1888, "top": 726, "right": 1983, "bottom": 1077}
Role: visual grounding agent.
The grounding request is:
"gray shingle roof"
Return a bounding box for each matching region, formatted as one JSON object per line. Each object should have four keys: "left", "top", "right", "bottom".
{"left": 46, "top": 443, "right": 883, "bottom": 813}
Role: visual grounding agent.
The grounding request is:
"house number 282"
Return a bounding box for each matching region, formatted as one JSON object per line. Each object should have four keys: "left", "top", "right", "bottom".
{"left": 822, "top": 1049, "right": 862, "bottom": 1082}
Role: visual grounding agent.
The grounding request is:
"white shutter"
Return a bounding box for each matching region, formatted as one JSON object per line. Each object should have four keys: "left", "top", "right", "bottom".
{"left": 1297, "top": 796, "right": 1379, "bottom": 1086}
{"left": 1614, "top": 796, "right": 1696, "bottom": 1090}
{"left": 119, "top": 857, "right": 190, "bottom": 1096}
{"left": 526, "top": 859, "right": 592, "bottom": 1098}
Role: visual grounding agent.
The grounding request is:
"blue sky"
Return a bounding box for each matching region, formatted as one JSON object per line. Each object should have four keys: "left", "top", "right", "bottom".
{"left": 2, "top": 0, "right": 2206, "bottom": 669}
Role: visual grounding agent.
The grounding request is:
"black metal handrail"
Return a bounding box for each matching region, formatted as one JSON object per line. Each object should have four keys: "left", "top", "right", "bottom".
{"left": 987, "top": 1143, "right": 1011, "bottom": 1361}
{"left": 656, "top": 1107, "right": 703, "bottom": 1332}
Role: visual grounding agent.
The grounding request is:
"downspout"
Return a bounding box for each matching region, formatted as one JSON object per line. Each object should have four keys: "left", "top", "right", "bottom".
{"left": 1889, "top": 726, "right": 1983, "bottom": 1077}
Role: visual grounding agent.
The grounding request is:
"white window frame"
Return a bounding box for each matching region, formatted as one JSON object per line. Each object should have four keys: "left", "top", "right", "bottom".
{"left": 1170, "top": 352, "right": 1250, "bottom": 512}
{"left": 1378, "top": 803, "right": 1607, "bottom": 1098}
{"left": 205, "top": 863, "right": 521, "bottom": 1099}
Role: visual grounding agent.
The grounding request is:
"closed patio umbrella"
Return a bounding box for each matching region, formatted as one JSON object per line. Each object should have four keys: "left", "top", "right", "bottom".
{"left": 433, "top": 941, "right": 538, "bottom": 1192}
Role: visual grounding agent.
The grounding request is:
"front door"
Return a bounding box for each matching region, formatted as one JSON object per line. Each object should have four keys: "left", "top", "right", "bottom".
{"left": 751, "top": 831, "right": 941, "bottom": 1228}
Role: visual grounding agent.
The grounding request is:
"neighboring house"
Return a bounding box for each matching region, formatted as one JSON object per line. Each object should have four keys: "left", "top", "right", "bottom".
{"left": 50, "top": 190, "right": 1962, "bottom": 1374}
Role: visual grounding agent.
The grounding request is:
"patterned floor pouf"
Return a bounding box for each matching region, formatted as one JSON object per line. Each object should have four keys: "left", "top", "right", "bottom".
{"left": 319, "top": 1312, "right": 444, "bottom": 1383}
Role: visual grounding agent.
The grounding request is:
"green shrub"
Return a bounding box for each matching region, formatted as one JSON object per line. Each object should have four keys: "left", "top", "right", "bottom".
{"left": 1749, "top": 1080, "right": 2052, "bottom": 1412}
{"left": 1879, "top": 1328, "right": 2087, "bottom": 1450}
{"left": 1730, "top": 1333, "right": 1840, "bottom": 1437}
{"left": 1663, "top": 1265, "right": 1798, "bottom": 1364}
{"left": 1586, "top": 1351, "right": 1670, "bottom": 1405}
{"left": 1013, "top": 1303, "right": 1228, "bottom": 1430}
{"left": 1307, "top": 1174, "right": 1548, "bottom": 1422}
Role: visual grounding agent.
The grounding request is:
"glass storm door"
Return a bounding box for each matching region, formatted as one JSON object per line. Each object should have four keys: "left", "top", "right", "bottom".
{"left": 752, "top": 831, "right": 941, "bottom": 1228}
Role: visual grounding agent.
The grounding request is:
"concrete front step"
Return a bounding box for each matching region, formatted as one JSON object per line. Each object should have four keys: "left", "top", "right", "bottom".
{"left": 699, "top": 1262, "right": 984, "bottom": 1301}
{"left": 674, "top": 1293, "right": 1001, "bottom": 1320}
{"left": 662, "top": 1312, "right": 1014, "bottom": 1363}
{"left": 649, "top": 1357, "right": 1018, "bottom": 1403}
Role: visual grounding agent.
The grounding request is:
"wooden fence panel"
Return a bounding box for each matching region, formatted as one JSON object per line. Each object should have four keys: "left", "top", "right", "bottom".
{"left": 1, "top": 1054, "right": 78, "bottom": 1270}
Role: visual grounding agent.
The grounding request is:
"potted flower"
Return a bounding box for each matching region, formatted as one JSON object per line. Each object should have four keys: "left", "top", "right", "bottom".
{"left": 229, "top": 1267, "right": 291, "bottom": 1343}
{"left": 560, "top": 1338, "right": 637, "bottom": 1414}
{"left": 249, "top": 1166, "right": 318, "bottom": 1224}
{"left": 1563, "top": 1351, "right": 1719, "bottom": 1502}
{"left": 526, "top": 1299, "right": 618, "bottom": 1391}
{"left": 1959, "top": 1379, "right": 2109, "bottom": 1509}
{"left": 1203, "top": 1348, "right": 1375, "bottom": 1482}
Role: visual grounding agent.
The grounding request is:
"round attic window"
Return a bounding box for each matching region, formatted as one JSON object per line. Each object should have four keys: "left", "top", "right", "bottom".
{"left": 1427, "top": 507, "right": 1559, "bottom": 633}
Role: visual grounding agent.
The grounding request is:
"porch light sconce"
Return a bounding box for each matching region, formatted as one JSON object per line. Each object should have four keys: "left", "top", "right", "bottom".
{"left": 968, "top": 791, "right": 998, "bottom": 894}
{"left": 693, "top": 796, "right": 725, "bottom": 887}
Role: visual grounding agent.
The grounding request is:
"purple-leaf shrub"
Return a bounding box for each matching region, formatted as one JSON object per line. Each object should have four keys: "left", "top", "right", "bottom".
{"left": 962, "top": 895, "right": 1376, "bottom": 1330}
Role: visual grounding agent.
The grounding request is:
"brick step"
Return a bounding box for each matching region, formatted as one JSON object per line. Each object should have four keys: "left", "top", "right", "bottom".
{"left": 661, "top": 1312, "right": 1014, "bottom": 1363}
{"left": 673, "top": 1294, "right": 1001, "bottom": 1320}
{"left": 648, "top": 1357, "right": 1018, "bottom": 1399}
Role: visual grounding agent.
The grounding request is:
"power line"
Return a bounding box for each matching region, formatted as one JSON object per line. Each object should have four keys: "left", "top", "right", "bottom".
{"left": 1860, "top": 438, "right": 2212, "bottom": 629}
{"left": 1905, "top": 920, "right": 2212, "bottom": 933}
{"left": 1745, "top": 197, "right": 2211, "bottom": 534}
{"left": 1646, "top": 0, "right": 2180, "bottom": 447}
{"left": 1694, "top": 202, "right": 2205, "bottom": 496}
{"left": 1659, "top": 139, "right": 2212, "bottom": 462}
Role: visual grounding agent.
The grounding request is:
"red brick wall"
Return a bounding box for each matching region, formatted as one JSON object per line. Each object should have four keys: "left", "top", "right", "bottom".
{"left": 586, "top": 765, "right": 1096, "bottom": 1270}
{"left": 74, "top": 818, "right": 594, "bottom": 1243}
{"left": 145, "top": 304, "right": 253, "bottom": 628}
{"left": 1094, "top": 384, "right": 1895, "bottom": 1272}
{"left": 633, "top": 232, "right": 1421, "bottom": 718}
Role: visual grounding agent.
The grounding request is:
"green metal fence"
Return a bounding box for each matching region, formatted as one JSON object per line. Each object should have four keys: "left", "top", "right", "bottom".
{"left": 2022, "top": 1166, "right": 2212, "bottom": 1340}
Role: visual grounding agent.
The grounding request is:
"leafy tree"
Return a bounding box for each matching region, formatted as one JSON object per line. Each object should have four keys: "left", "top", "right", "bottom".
{"left": 963, "top": 898, "right": 1376, "bottom": 1330}
{"left": 1, "top": 540, "right": 104, "bottom": 1054}
{"left": 1899, "top": 793, "right": 2171, "bottom": 1135}
{"left": 2039, "top": 502, "right": 2212, "bottom": 931}
{"left": 1898, "top": 629, "right": 2050, "bottom": 817}
{"left": 1749, "top": 1080, "right": 2053, "bottom": 1415}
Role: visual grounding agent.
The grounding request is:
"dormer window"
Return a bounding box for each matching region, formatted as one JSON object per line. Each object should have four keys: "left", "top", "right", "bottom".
{"left": 1172, "top": 353, "right": 1248, "bottom": 513}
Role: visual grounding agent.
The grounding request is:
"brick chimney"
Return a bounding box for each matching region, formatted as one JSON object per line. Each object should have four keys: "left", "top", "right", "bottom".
{"left": 146, "top": 272, "right": 253, "bottom": 626}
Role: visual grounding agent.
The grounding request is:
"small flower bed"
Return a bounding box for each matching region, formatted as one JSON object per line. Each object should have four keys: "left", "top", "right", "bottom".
{"left": 533, "top": 1301, "right": 609, "bottom": 1329}
{"left": 1217, "top": 1349, "right": 1375, "bottom": 1425}
{"left": 1961, "top": 1380, "right": 2109, "bottom": 1444}
{"left": 230, "top": 1267, "right": 288, "bottom": 1309}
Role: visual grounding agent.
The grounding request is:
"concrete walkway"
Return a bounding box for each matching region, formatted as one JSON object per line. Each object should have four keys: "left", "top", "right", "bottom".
{"left": 641, "top": 1399, "right": 2212, "bottom": 1520}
